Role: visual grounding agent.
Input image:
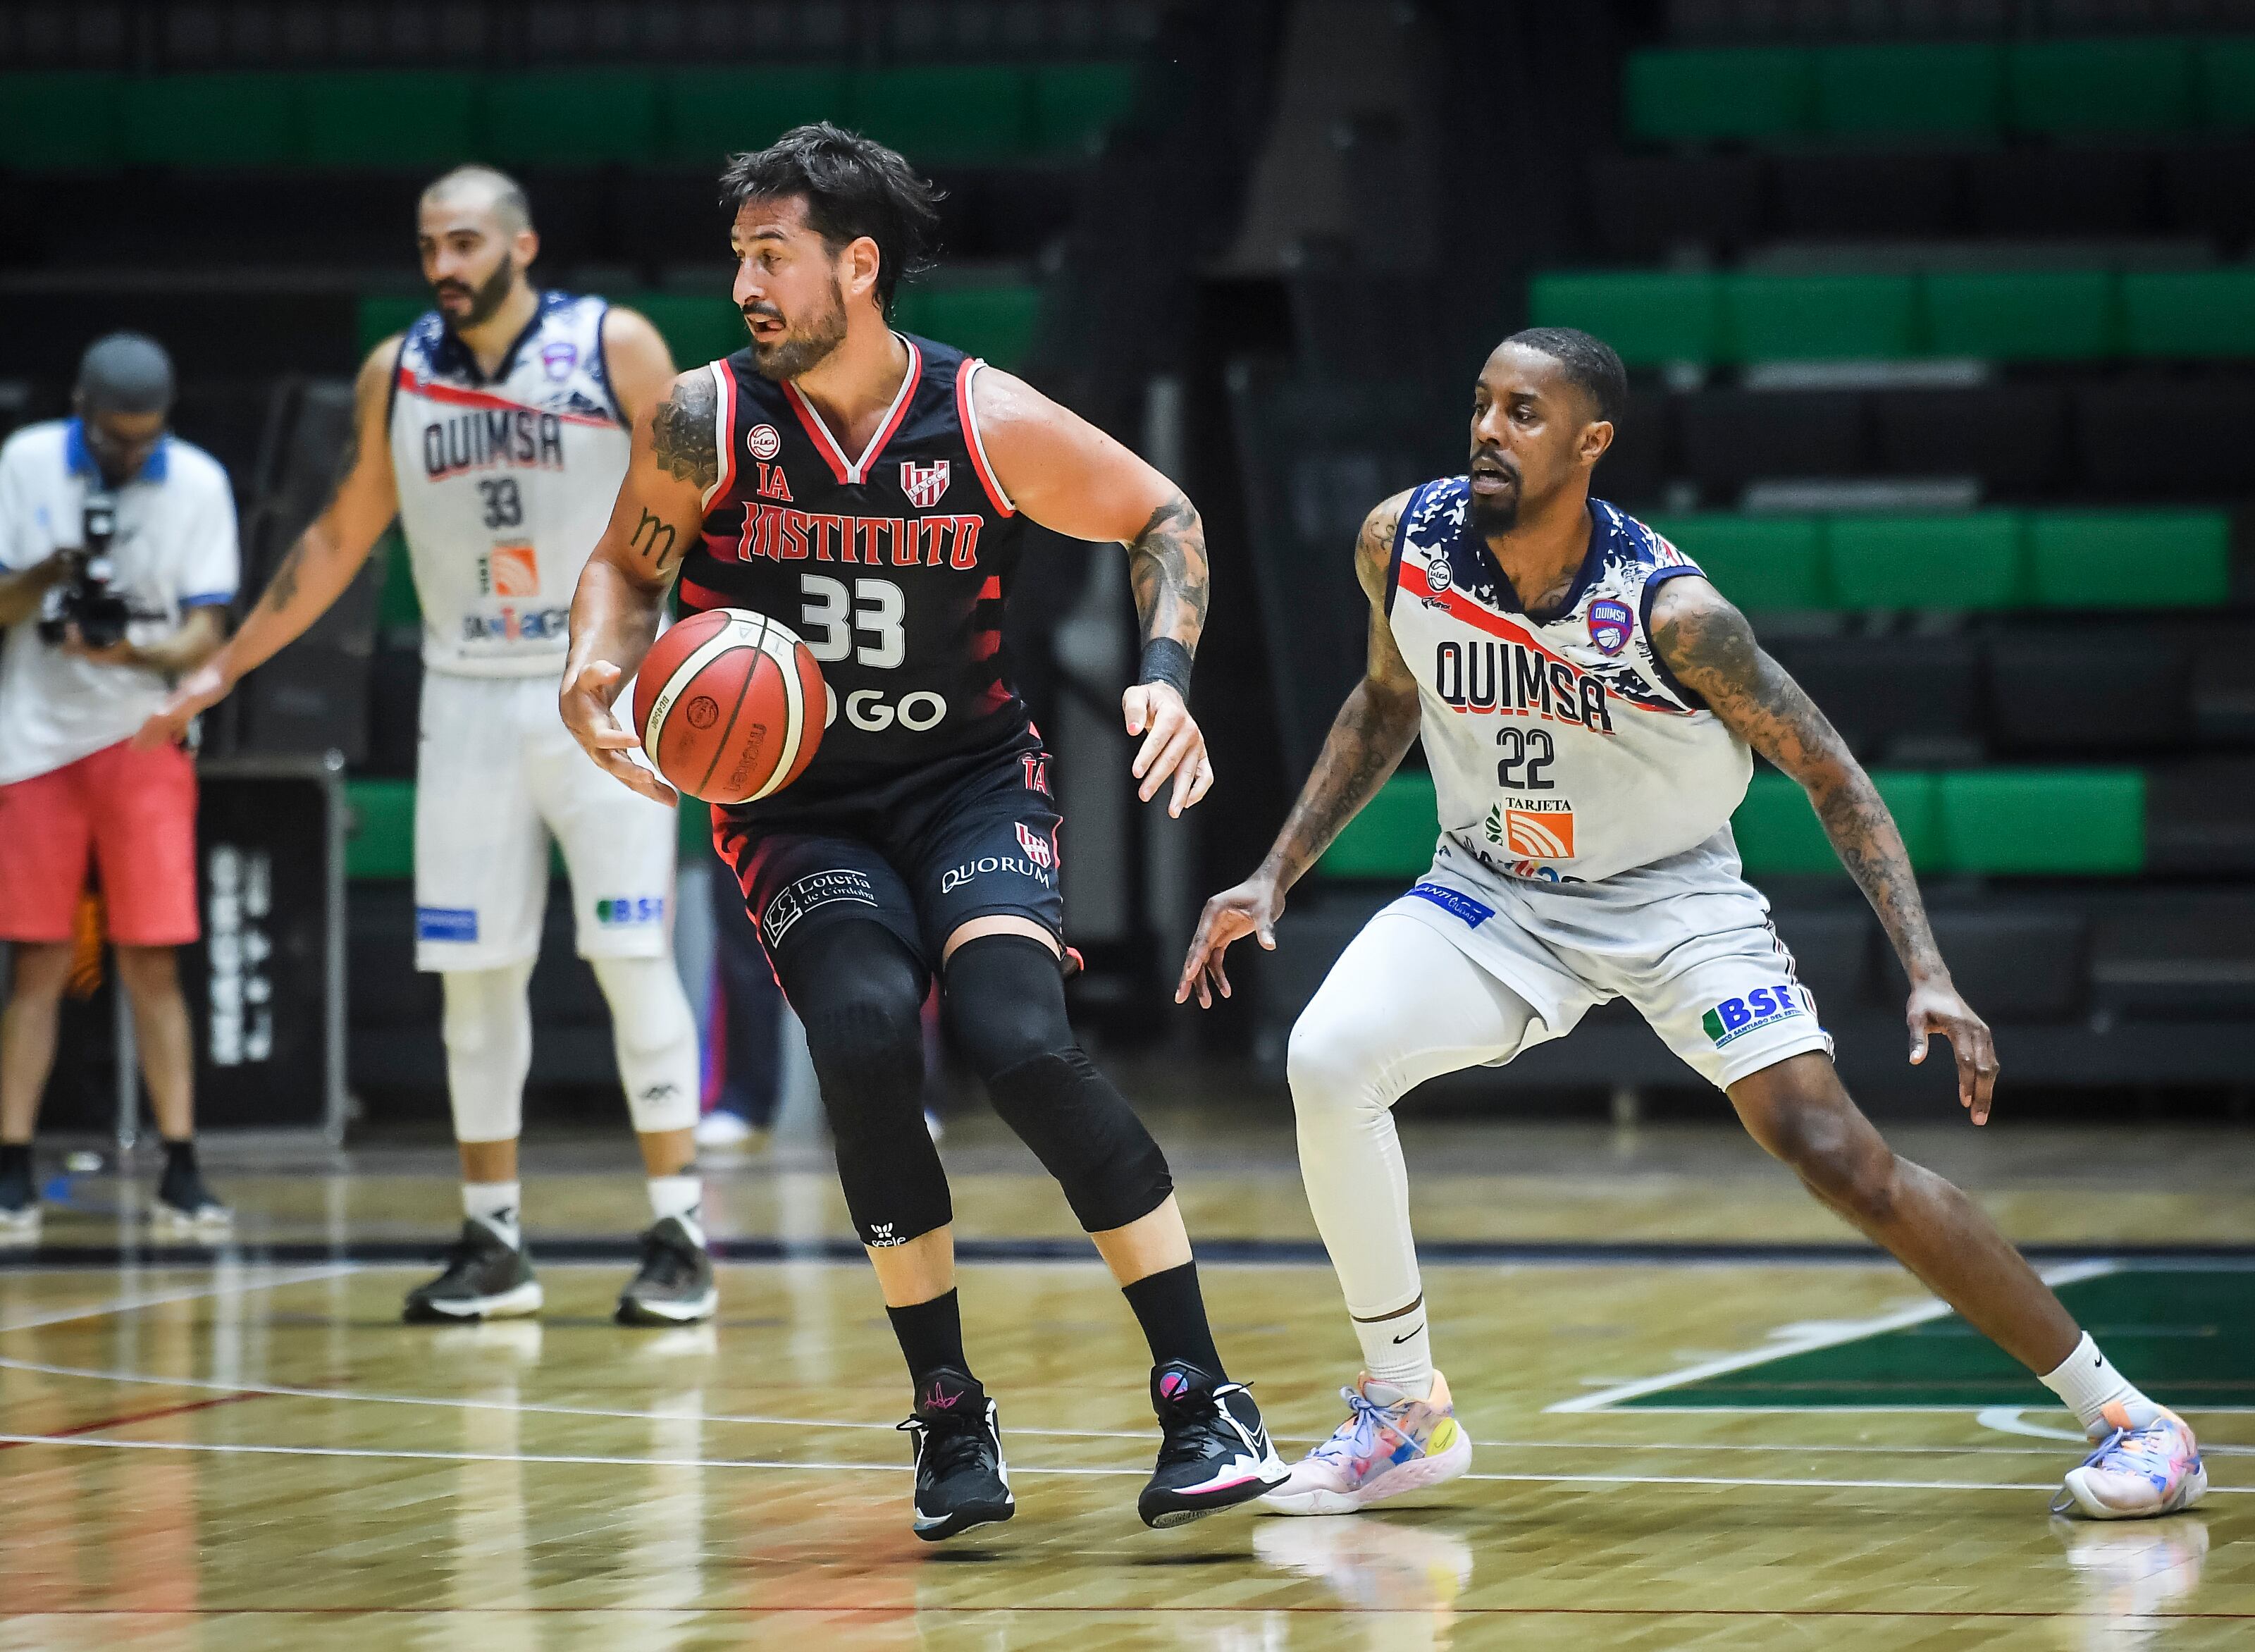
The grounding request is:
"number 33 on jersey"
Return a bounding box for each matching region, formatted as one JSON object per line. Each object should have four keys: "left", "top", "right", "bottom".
{"left": 676, "top": 335, "right": 1032, "bottom": 796}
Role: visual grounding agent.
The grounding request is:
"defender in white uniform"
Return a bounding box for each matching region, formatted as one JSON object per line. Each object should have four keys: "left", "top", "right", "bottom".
{"left": 1180, "top": 330, "right": 2206, "bottom": 1524}
{"left": 146, "top": 168, "right": 718, "bottom": 1328}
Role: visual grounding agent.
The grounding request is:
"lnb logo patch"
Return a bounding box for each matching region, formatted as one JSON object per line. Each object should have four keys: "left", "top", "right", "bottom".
{"left": 1702, "top": 986, "right": 1806, "bottom": 1049}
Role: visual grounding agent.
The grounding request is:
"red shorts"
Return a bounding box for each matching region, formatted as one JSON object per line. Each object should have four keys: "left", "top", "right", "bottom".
{"left": 0, "top": 740, "right": 199, "bottom": 947}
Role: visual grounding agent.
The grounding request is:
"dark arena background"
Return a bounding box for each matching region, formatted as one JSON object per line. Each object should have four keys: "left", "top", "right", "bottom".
{"left": 0, "top": 2, "right": 2249, "bottom": 1645}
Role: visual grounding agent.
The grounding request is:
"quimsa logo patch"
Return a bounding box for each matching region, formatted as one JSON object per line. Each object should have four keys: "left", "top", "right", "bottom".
{"left": 1588, "top": 597, "right": 1633, "bottom": 656}
{"left": 1701, "top": 986, "right": 1805, "bottom": 1048}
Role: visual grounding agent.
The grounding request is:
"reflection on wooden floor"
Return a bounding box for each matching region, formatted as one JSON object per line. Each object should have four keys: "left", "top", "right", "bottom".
{"left": 0, "top": 1119, "right": 2247, "bottom": 1648}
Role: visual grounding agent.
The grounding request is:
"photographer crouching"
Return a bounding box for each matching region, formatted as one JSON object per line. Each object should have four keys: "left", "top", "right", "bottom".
{"left": 0, "top": 334, "right": 236, "bottom": 1238}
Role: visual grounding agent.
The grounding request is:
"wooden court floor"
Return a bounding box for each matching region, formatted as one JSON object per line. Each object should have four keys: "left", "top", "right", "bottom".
{"left": 0, "top": 1114, "right": 2248, "bottom": 1649}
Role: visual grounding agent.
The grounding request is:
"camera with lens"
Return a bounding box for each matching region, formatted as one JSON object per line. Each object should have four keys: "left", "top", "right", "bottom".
{"left": 35, "top": 491, "right": 135, "bottom": 652}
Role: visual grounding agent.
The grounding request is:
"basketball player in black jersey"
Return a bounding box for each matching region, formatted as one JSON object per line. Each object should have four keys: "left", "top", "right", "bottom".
{"left": 560, "top": 125, "right": 1285, "bottom": 1538}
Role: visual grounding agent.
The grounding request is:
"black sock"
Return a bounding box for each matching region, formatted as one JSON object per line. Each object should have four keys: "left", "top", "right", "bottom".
{"left": 886, "top": 1288, "right": 970, "bottom": 1387}
{"left": 1122, "top": 1261, "right": 1225, "bottom": 1379}
{"left": 0, "top": 1143, "right": 29, "bottom": 1185}
{"left": 159, "top": 1138, "right": 197, "bottom": 1195}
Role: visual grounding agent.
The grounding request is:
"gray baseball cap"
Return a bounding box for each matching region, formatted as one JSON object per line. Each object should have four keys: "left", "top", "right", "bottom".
{"left": 77, "top": 332, "right": 175, "bottom": 415}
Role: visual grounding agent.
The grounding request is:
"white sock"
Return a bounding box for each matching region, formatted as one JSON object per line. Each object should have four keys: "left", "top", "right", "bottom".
{"left": 463, "top": 1180, "right": 522, "bottom": 1248}
{"left": 2040, "top": 1332, "right": 2153, "bottom": 1436}
{"left": 648, "top": 1173, "right": 703, "bottom": 1239}
{"left": 1355, "top": 1296, "right": 1435, "bottom": 1400}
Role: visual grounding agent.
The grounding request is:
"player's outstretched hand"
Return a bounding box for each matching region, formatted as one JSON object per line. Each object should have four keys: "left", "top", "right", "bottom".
{"left": 134, "top": 659, "right": 229, "bottom": 750}
{"left": 1123, "top": 682, "right": 1213, "bottom": 818}
{"left": 1906, "top": 977, "right": 1999, "bottom": 1125}
{"left": 1178, "top": 875, "right": 1283, "bottom": 1009}
{"left": 562, "top": 659, "right": 679, "bottom": 807}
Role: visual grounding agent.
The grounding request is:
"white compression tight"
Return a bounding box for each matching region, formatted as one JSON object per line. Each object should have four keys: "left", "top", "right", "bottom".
{"left": 443, "top": 957, "right": 700, "bottom": 1142}
{"left": 588, "top": 955, "right": 700, "bottom": 1135}
{"left": 1285, "top": 912, "right": 1543, "bottom": 1388}
{"left": 442, "top": 963, "right": 536, "bottom": 1144}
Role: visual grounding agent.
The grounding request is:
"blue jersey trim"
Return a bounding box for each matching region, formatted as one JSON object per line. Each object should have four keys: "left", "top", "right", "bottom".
{"left": 1637, "top": 562, "right": 1711, "bottom": 712}
{"left": 178, "top": 591, "right": 235, "bottom": 609}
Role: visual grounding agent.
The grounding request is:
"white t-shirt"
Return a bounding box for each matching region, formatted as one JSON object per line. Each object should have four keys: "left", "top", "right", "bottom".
{"left": 0, "top": 420, "right": 240, "bottom": 785}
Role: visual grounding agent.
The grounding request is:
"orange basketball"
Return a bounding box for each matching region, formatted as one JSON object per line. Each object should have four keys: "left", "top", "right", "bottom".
{"left": 634, "top": 608, "right": 827, "bottom": 805}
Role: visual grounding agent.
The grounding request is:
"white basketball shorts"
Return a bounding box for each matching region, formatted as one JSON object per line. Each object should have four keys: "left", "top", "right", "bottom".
{"left": 1378, "top": 825, "right": 1835, "bottom": 1091}
{"left": 413, "top": 672, "right": 678, "bottom": 972}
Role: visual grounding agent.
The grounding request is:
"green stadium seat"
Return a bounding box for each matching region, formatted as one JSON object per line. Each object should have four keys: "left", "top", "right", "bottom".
{"left": 1939, "top": 769, "right": 2144, "bottom": 875}
{"left": 2202, "top": 37, "right": 2255, "bottom": 131}
{"left": 2008, "top": 38, "right": 2194, "bottom": 137}
{"left": 0, "top": 71, "right": 119, "bottom": 169}
{"left": 2120, "top": 266, "right": 2255, "bottom": 357}
{"left": 895, "top": 284, "right": 1042, "bottom": 369}
{"left": 848, "top": 66, "right": 1031, "bottom": 164}
{"left": 678, "top": 797, "right": 710, "bottom": 861}
{"left": 300, "top": 71, "right": 480, "bottom": 168}
{"left": 2028, "top": 510, "right": 2232, "bottom": 609}
{"left": 662, "top": 67, "right": 849, "bottom": 164}
{"left": 1812, "top": 44, "right": 2003, "bottom": 140}
{"left": 1922, "top": 269, "right": 2118, "bottom": 362}
{"left": 374, "top": 530, "right": 421, "bottom": 631}
{"left": 119, "top": 74, "right": 299, "bottom": 168}
{"left": 358, "top": 295, "right": 429, "bottom": 355}
{"left": 1528, "top": 271, "right": 1722, "bottom": 366}
{"left": 1827, "top": 512, "right": 2025, "bottom": 609}
{"left": 1031, "top": 63, "right": 1139, "bottom": 156}
{"left": 1623, "top": 47, "right": 1812, "bottom": 143}
{"left": 1724, "top": 273, "right": 1918, "bottom": 362}
{"left": 1733, "top": 769, "right": 1941, "bottom": 875}
{"left": 481, "top": 69, "right": 659, "bottom": 166}
{"left": 345, "top": 778, "right": 417, "bottom": 881}
{"left": 1644, "top": 514, "right": 1827, "bottom": 609}
{"left": 628, "top": 293, "right": 750, "bottom": 369}
{"left": 1318, "top": 770, "right": 1436, "bottom": 880}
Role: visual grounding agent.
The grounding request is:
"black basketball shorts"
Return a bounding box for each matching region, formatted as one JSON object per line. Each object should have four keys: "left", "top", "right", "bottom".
{"left": 719, "top": 741, "right": 1065, "bottom": 973}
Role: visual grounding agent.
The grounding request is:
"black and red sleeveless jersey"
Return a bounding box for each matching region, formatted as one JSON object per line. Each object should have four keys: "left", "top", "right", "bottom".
{"left": 676, "top": 333, "right": 1033, "bottom": 813}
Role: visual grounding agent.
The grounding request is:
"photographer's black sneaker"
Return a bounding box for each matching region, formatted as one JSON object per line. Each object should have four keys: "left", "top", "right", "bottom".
{"left": 1138, "top": 1360, "right": 1287, "bottom": 1529}
{"left": 898, "top": 1367, "right": 1015, "bottom": 1541}
{"left": 403, "top": 1219, "right": 543, "bottom": 1322}
{"left": 615, "top": 1214, "right": 717, "bottom": 1324}
{"left": 0, "top": 1159, "right": 36, "bottom": 1243}
{"left": 152, "top": 1167, "right": 232, "bottom": 1238}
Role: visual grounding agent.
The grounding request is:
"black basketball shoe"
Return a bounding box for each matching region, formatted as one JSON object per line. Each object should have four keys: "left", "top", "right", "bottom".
{"left": 616, "top": 1214, "right": 718, "bottom": 1325}
{"left": 402, "top": 1219, "right": 543, "bottom": 1322}
{"left": 1138, "top": 1360, "right": 1288, "bottom": 1529}
{"left": 897, "top": 1367, "right": 1015, "bottom": 1541}
{"left": 152, "top": 1161, "right": 233, "bottom": 1238}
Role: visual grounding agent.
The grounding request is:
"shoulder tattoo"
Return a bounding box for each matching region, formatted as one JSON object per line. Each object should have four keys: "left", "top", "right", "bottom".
{"left": 650, "top": 373, "right": 719, "bottom": 491}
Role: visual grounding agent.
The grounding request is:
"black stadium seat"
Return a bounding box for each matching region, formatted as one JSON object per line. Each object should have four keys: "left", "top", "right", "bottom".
{"left": 1987, "top": 627, "right": 2194, "bottom": 755}
{"left": 1964, "top": 147, "right": 2156, "bottom": 238}
{"left": 1676, "top": 389, "right": 1866, "bottom": 500}
{"left": 1867, "top": 383, "right": 2071, "bottom": 498}
{"left": 1765, "top": 634, "right": 1982, "bottom": 761}
{"left": 1904, "top": 909, "right": 2089, "bottom": 1023}
{"left": 1770, "top": 152, "right": 1959, "bottom": 240}
{"left": 1595, "top": 387, "right": 1672, "bottom": 506}
{"left": 2158, "top": 143, "right": 2255, "bottom": 251}
{"left": 1585, "top": 154, "right": 1765, "bottom": 261}
{"left": 2072, "top": 377, "right": 2255, "bottom": 499}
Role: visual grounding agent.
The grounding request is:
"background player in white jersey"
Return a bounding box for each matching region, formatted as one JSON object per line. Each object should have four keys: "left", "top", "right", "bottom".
{"left": 1180, "top": 328, "right": 2206, "bottom": 1524}
{"left": 142, "top": 167, "right": 714, "bottom": 1326}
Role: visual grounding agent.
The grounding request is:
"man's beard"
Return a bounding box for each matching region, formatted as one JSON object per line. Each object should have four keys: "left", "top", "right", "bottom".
{"left": 1469, "top": 491, "right": 1520, "bottom": 534}
{"left": 747, "top": 281, "right": 848, "bottom": 381}
{"left": 434, "top": 257, "right": 516, "bottom": 328}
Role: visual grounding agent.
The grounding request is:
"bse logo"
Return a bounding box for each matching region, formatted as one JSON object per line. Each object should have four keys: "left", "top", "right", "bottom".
{"left": 594, "top": 896, "right": 665, "bottom": 925}
{"left": 1702, "top": 986, "right": 1806, "bottom": 1049}
{"left": 900, "top": 458, "right": 951, "bottom": 510}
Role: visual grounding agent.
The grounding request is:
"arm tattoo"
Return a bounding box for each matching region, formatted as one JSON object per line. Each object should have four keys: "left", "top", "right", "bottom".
{"left": 628, "top": 507, "right": 679, "bottom": 573}
{"left": 1261, "top": 498, "right": 1423, "bottom": 887}
{"left": 1652, "top": 589, "right": 1948, "bottom": 980}
{"left": 262, "top": 541, "right": 306, "bottom": 612}
{"left": 650, "top": 373, "right": 719, "bottom": 490}
{"left": 1124, "top": 491, "right": 1210, "bottom": 651}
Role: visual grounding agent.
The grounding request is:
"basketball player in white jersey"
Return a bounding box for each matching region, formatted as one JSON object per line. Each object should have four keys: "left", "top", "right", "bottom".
{"left": 142, "top": 167, "right": 715, "bottom": 1326}
{"left": 1180, "top": 328, "right": 2206, "bottom": 1523}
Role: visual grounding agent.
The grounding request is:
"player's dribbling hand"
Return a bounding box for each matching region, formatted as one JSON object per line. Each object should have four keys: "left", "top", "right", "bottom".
{"left": 1177, "top": 875, "right": 1283, "bottom": 1009}
{"left": 1906, "top": 977, "right": 1999, "bottom": 1125}
{"left": 133, "top": 659, "right": 228, "bottom": 750}
{"left": 1123, "top": 682, "right": 1213, "bottom": 818}
{"left": 562, "top": 659, "right": 679, "bottom": 807}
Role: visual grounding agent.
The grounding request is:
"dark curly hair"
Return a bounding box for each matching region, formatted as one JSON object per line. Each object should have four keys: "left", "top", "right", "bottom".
{"left": 1503, "top": 326, "right": 1628, "bottom": 426}
{"left": 718, "top": 123, "right": 944, "bottom": 318}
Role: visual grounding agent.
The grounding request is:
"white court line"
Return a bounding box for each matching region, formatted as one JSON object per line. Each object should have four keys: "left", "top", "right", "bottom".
{"left": 1547, "top": 1259, "right": 2120, "bottom": 1414}
{"left": 0, "top": 1264, "right": 360, "bottom": 1335}
{"left": 0, "top": 1431, "right": 2246, "bottom": 1496}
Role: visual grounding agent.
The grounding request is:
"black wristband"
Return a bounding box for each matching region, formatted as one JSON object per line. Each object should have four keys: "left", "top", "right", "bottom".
{"left": 1137, "top": 637, "right": 1193, "bottom": 702}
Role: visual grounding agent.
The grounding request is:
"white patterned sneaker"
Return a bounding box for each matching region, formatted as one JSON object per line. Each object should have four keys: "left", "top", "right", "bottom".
{"left": 1261, "top": 1370, "right": 1472, "bottom": 1515}
{"left": 2053, "top": 1401, "right": 2208, "bottom": 1520}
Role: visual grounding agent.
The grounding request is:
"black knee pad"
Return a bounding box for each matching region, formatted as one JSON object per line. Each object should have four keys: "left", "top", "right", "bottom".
{"left": 987, "top": 1046, "right": 1175, "bottom": 1234}
{"left": 941, "top": 933, "right": 1072, "bottom": 1078}
{"left": 781, "top": 922, "right": 951, "bottom": 1247}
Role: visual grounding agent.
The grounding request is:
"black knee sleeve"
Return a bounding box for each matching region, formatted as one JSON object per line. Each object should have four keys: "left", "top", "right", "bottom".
{"left": 946, "top": 935, "right": 1173, "bottom": 1233}
{"left": 781, "top": 923, "right": 951, "bottom": 1247}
